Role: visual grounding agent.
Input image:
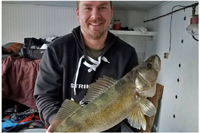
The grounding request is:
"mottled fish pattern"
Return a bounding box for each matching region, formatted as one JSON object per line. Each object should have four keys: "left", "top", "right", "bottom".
{"left": 50, "top": 54, "right": 161, "bottom": 132}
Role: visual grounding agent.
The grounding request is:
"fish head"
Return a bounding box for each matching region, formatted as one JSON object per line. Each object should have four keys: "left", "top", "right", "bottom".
{"left": 143, "top": 54, "right": 161, "bottom": 73}
{"left": 134, "top": 55, "right": 161, "bottom": 97}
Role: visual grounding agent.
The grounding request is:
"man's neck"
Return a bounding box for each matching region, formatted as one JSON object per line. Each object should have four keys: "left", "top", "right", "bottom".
{"left": 81, "top": 30, "right": 108, "bottom": 50}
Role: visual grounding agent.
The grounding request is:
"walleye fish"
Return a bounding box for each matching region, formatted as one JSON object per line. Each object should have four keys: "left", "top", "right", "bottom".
{"left": 50, "top": 54, "right": 161, "bottom": 132}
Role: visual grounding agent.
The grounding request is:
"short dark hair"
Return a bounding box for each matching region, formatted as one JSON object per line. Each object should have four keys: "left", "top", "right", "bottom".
{"left": 76, "top": 1, "right": 113, "bottom": 9}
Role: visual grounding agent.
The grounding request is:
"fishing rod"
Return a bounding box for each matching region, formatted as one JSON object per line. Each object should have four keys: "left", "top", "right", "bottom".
{"left": 144, "top": 3, "right": 199, "bottom": 23}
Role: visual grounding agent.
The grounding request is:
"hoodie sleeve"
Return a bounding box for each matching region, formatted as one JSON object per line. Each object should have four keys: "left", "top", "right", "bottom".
{"left": 123, "top": 48, "right": 139, "bottom": 75}
{"left": 34, "top": 45, "right": 63, "bottom": 126}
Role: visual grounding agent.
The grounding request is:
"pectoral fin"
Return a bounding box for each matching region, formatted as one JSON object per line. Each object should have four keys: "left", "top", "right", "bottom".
{"left": 127, "top": 106, "right": 146, "bottom": 130}
{"left": 140, "top": 97, "right": 156, "bottom": 117}
{"left": 127, "top": 97, "right": 156, "bottom": 130}
{"left": 50, "top": 99, "right": 81, "bottom": 131}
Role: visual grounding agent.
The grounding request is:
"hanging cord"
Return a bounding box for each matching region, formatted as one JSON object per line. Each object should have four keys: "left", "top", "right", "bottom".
{"left": 169, "top": 5, "right": 186, "bottom": 52}
{"left": 192, "top": 35, "right": 199, "bottom": 41}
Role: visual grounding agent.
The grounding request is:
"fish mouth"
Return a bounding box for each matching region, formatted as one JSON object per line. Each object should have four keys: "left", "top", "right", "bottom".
{"left": 154, "top": 55, "right": 161, "bottom": 72}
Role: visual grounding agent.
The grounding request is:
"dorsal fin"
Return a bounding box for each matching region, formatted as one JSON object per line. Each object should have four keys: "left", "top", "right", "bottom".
{"left": 82, "top": 76, "right": 117, "bottom": 104}
{"left": 50, "top": 99, "right": 81, "bottom": 131}
{"left": 126, "top": 97, "right": 156, "bottom": 130}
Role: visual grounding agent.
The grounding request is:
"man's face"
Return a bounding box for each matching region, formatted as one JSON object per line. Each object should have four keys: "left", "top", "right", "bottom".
{"left": 76, "top": 1, "right": 113, "bottom": 40}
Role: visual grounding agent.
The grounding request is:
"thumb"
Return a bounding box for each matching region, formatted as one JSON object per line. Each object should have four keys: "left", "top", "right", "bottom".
{"left": 46, "top": 125, "right": 53, "bottom": 133}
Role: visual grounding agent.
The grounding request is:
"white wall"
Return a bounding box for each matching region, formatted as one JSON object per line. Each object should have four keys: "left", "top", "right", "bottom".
{"left": 112, "top": 10, "right": 148, "bottom": 63}
{"left": 146, "top": 1, "right": 198, "bottom": 132}
{"left": 2, "top": 4, "right": 76, "bottom": 44}
{"left": 2, "top": 4, "right": 147, "bottom": 63}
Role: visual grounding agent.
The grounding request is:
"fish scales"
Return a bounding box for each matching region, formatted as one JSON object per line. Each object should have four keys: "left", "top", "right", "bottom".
{"left": 56, "top": 76, "right": 137, "bottom": 132}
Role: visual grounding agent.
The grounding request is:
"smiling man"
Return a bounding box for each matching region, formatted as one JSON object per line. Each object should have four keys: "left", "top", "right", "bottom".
{"left": 77, "top": 1, "right": 112, "bottom": 44}
{"left": 34, "top": 1, "right": 138, "bottom": 132}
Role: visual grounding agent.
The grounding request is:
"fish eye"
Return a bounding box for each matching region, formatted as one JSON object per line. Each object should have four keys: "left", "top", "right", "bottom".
{"left": 147, "top": 63, "right": 152, "bottom": 68}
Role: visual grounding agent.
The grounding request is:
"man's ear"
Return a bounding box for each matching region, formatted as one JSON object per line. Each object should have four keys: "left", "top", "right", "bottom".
{"left": 76, "top": 8, "right": 79, "bottom": 21}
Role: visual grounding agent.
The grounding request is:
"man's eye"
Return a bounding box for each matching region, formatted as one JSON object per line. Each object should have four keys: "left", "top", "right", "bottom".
{"left": 84, "top": 8, "right": 91, "bottom": 10}
{"left": 101, "top": 7, "right": 107, "bottom": 9}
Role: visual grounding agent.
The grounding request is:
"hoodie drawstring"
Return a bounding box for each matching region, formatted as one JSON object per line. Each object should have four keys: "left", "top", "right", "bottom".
{"left": 73, "top": 55, "right": 110, "bottom": 95}
{"left": 74, "top": 55, "right": 84, "bottom": 95}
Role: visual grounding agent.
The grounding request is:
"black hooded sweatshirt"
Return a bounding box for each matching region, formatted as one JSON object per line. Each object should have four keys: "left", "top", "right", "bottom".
{"left": 34, "top": 26, "right": 138, "bottom": 131}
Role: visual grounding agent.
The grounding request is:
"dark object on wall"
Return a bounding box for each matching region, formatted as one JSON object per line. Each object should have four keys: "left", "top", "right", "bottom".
{"left": 23, "top": 38, "right": 46, "bottom": 60}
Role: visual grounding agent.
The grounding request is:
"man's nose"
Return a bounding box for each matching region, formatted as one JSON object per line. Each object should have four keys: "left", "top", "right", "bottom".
{"left": 91, "top": 8, "right": 100, "bottom": 19}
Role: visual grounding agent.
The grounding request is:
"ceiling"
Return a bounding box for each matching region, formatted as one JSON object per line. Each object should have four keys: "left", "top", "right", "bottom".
{"left": 2, "top": 1, "right": 167, "bottom": 11}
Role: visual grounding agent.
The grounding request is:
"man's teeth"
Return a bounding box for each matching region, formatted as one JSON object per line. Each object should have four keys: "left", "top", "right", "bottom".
{"left": 91, "top": 23, "right": 101, "bottom": 26}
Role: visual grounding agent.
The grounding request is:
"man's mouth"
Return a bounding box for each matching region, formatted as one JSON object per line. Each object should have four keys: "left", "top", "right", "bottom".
{"left": 90, "top": 23, "right": 102, "bottom": 26}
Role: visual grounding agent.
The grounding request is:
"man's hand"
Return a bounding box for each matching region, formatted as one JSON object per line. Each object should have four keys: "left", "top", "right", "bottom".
{"left": 46, "top": 114, "right": 57, "bottom": 133}
{"left": 46, "top": 125, "right": 53, "bottom": 133}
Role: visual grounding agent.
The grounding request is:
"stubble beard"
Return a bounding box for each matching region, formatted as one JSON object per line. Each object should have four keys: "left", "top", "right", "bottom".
{"left": 81, "top": 19, "right": 108, "bottom": 40}
{"left": 83, "top": 27, "right": 108, "bottom": 40}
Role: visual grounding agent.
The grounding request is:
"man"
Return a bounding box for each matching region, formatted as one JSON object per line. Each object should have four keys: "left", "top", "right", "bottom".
{"left": 34, "top": 1, "right": 138, "bottom": 132}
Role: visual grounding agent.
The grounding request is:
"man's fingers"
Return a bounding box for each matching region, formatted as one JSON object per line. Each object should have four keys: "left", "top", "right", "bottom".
{"left": 46, "top": 125, "right": 52, "bottom": 133}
